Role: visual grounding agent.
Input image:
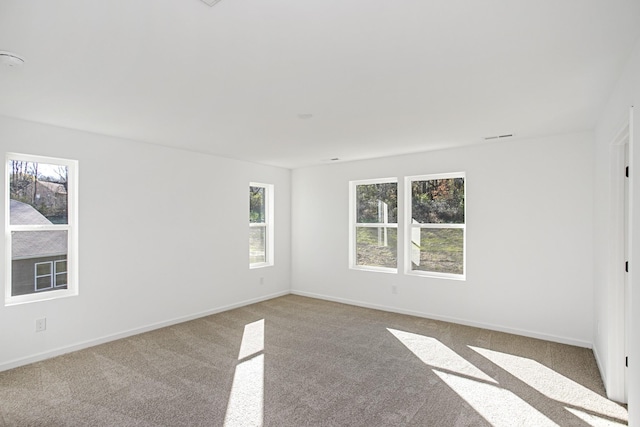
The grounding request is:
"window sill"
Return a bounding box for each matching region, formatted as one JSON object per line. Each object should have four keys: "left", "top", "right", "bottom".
{"left": 250, "top": 262, "right": 273, "bottom": 270}
{"left": 5, "top": 288, "right": 78, "bottom": 306}
{"left": 350, "top": 265, "right": 398, "bottom": 274}
{"left": 405, "top": 270, "right": 466, "bottom": 281}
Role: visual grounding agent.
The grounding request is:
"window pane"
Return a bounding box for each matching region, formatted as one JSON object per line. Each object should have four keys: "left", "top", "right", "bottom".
{"left": 411, "top": 228, "right": 463, "bottom": 274}
{"left": 249, "top": 226, "right": 266, "bottom": 264}
{"left": 11, "top": 230, "right": 68, "bottom": 297}
{"left": 55, "top": 260, "right": 67, "bottom": 273}
{"left": 9, "top": 160, "right": 68, "bottom": 225}
{"left": 55, "top": 273, "right": 68, "bottom": 287}
{"left": 36, "top": 262, "right": 52, "bottom": 276}
{"left": 36, "top": 276, "right": 53, "bottom": 291}
{"left": 411, "top": 178, "right": 464, "bottom": 224}
{"left": 356, "top": 227, "right": 397, "bottom": 269}
{"left": 356, "top": 183, "right": 397, "bottom": 223}
{"left": 250, "top": 186, "right": 265, "bottom": 224}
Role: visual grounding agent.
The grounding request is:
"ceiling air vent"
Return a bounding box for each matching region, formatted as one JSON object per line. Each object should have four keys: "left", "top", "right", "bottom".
{"left": 484, "top": 134, "right": 513, "bottom": 141}
{"left": 201, "top": 0, "right": 223, "bottom": 6}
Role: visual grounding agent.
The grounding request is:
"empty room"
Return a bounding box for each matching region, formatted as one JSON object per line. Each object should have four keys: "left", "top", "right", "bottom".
{"left": 1, "top": 0, "right": 640, "bottom": 426}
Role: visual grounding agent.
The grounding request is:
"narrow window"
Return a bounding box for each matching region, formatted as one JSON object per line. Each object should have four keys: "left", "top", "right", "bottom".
{"left": 249, "top": 183, "right": 274, "bottom": 268}
{"left": 405, "top": 173, "right": 465, "bottom": 279}
{"left": 6, "top": 153, "right": 78, "bottom": 305}
{"left": 55, "top": 259, "right": 68, "bottom": 288}
{"left": 350, "top": 178, "right": 398, "bottom": 272}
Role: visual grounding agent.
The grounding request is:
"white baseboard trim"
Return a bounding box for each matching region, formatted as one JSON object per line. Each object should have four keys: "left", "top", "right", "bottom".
{"left": 3, "top": 289, "right": 594, "bottom": 373}
{"left": 291, "top": 290, "right": 593, "bottom": 348}
{"left": 0, "top": 290, "right": 289, "bottom": 373}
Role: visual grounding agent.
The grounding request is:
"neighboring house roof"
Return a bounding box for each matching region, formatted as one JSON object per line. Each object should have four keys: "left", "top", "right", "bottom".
{"left": 10, "top": 199, "right": 67, "bottom": 260}
{"left": 36, "top": 180, "right": 67, "bottom": 195}
{"left": 10, "top": 199, "right": 52, "bottom": 225}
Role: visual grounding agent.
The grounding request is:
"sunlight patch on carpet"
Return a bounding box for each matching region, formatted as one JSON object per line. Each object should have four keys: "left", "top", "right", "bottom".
{"left": 224, "top": 319, "right": 265, "bottom": 427}
{"left": 387, "top": 328, "right": 496, "bottom": 383}
{"left": 238, "top": 319, "right": 265, "bottom": 360}
{"left": 469, "top": 346, "right": 628, "bottom": 424}
{"left": 434, "top": 370, "right": 559, "bottom": 427}
{"left": 565, "top": 407, "right": 628, "bottom": 427}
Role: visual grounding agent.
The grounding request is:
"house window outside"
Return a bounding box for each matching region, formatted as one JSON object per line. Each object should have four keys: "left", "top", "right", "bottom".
{"left": 33, "top": 260, "right": 66, "bottom": 291}
{"left": 350, "top": 178, "right": 398, "bottom": 272}
{"left": 6, "top": 153, "right": 78, "bottom": 305}
{"left": 55, "top": 260, "right": 68, "bottom": 287}
{"left": 34, "top": 261, "right": 53, "bottom": 291}
{"left": 249, "top": 183, "right": 274, "bottom": 268}
{"left": 405, "top": 173, "right": 465, "bottom": 279}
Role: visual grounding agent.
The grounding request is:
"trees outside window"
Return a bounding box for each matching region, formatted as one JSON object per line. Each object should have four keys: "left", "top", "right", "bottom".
{"left": 349, "top": 173, "right": 465, "bottom": 280}
{"left": 406, "top": 173, "right": 465, "bottom": 279}
{"left": 250, "top": 183, "right": 274, "bottom": 268}
{"left": 350, "top": 178, "right": 398, "bottom": 271}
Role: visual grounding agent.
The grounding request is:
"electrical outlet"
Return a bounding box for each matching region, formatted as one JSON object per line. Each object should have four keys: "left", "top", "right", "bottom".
{"left": 259, "top": 277, "right": 264, "bottom": 285}
{"left": 391, "top": 285, "right": 398, "bottom": 295}
{"left": 35, "top": 318, "right": 46, "bottom": 332}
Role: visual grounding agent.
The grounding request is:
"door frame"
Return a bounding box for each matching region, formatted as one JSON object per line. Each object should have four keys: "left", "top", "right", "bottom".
{"left": 607, "top": 108, "right": 632, "bottom": 403}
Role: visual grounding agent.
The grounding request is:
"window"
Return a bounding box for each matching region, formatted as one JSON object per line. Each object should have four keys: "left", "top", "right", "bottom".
{"left": 34, "top": 260, "right": 66, "bottom": 291}
{"left": 349, "top": 178, "right": 398, "bottom": 271}
{"left": 34, "top": 261, "right": 53, "bottom": 291}
{"left": 249, "top": 183, "right": 273, "bottom": 268}
{"left": 6, "top": 153, "right": 78, "bottom": 305}
{"left": 55, "top": 259, "right": 68, "bottom": 287}
{"left": 405, "top": 173, "right": 465, "bottom": 279}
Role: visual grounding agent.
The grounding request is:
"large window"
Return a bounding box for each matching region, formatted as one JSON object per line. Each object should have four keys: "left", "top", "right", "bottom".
{"left": 249, "top": 183, "right": 274, "bottom": 268}
{"left": 405, "top": 173, "right": 465, "bottom": 279}
{"left": 6, "top": 153, "right": 78, "bottom": 305}
{"left": 349, "top": 178, "right": 398, "bottom": 272}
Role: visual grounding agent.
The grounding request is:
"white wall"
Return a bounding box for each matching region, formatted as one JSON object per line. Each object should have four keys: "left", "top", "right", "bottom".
{"left": 292, "top": 133, "right": 594, "bottom": 346}
{"left": 594, "top": 36, "right": 640, "bottom": 424}
{"left": 0, "top": 115, "right": 291, "bottom": 370}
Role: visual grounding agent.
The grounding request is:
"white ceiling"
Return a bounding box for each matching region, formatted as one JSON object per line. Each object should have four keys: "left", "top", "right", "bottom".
{"left": 1, "top": 0, "right": 639, "bottom": 169}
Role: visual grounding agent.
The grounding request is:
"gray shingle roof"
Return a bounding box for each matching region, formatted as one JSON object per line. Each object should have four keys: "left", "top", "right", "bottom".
{"left": 36, "top": 180, "right": 67, "bottom": 195}
{"left": 10, "top": 199, "right": 52, "bottom": 225}
{"left": 10, "top": 199, "right": 67, "bottom": 260}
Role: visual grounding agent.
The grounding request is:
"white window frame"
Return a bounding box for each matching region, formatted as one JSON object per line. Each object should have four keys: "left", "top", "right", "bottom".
{"left": 5, "top": 153, "right": 79, "bottom": 305}
{"left": 404, "top": 172, "right": 466, "bottom": 280}
{"left": 249, "top": 182, "right": 274, "bottom": 269}
{"left": 349, "top": 177, "right": 398, "bottom": 273}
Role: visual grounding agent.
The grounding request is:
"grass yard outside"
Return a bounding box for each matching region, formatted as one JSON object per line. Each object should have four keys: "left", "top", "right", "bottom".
{"left": 356, "top": 227, "right": 397, "bottom": 269}
{"left": 356, "top": 227, "right": 463, "bottom": 274}
{"left": 412, "top": 228, "right": 463, "bottom": 274}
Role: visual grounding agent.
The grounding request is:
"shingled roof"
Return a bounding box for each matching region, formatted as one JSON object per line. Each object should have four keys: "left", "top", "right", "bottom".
{"left": 10, "top": 199, "right": 52, "bottom": 225}
{"left": 10, "top": 199, "right": 67, "bottom": 260}
{"left": 36, "top": 180, "right": 67, "bottom": 195}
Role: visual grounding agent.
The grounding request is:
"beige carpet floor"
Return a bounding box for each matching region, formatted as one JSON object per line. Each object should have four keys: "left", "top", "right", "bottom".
{"left": 0, "top": 295, "right": 628, "bottom": 426}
